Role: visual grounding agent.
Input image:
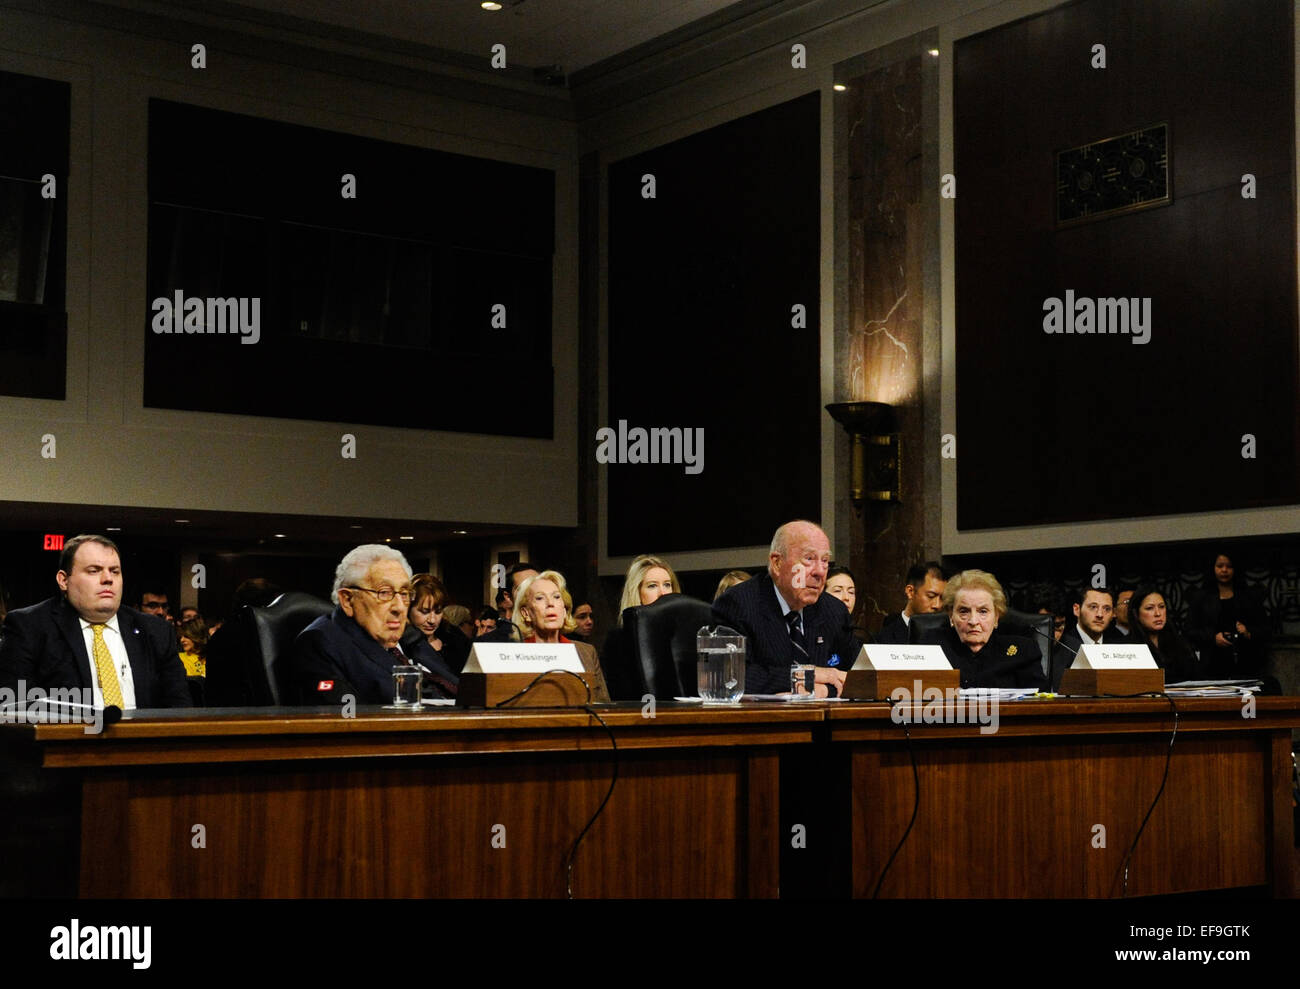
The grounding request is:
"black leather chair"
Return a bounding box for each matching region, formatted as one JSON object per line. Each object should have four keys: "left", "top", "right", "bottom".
{"left": 907, "top": 612, "right": 948, "bottom": 644}
{"left": 621, "top": 594, "right": 716, "bottom": 700}
{"left": 205, "top": 592, "right": 332, "bottom": 705}
{"left": 908, "top": 608, "right": 1054, "bottom": 679}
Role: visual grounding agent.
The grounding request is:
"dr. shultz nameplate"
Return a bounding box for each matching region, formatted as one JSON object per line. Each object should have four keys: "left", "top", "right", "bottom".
{"left": 456, "top": 643, "right": 591, "bottom": 708}
{"left": 841, "top": 643, "right": 960, "bottom": 700}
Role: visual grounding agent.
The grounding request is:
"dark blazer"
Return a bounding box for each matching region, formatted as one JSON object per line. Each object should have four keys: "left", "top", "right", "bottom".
{"left": 1133, "top": 628, "right": 1203, "bottom": 684}
{"left": 875, "top": 612, "right": 909, "bottom": 645}
{"left": 712, "top": 572, "right": 859, "bottom": 694}
{"left": 1184, "top": 588, "right": 1271, "bottom": 677}
{"left": 924, "top": 624, "right": 1046, "bottom": 689}
{"left": 292, "top": 607, "right": 459, "bottom": 705}
{"left": 0, "top": 596, "right": 190, "bottom": 707}
{"left": 400, "top": 620, "right": 473, "bottom": 676}
{"left": 1050, "top": 625, "right": 1125, "bottom": 691}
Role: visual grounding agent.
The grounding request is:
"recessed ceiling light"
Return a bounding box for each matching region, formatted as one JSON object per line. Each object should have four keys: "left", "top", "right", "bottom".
{"left": 175, "top": 519, "right": 189, "bottom": 523}
{"left": 385, "top": 537, "right": 392, "bottom": 542}
{"left": 106, "top": 526, "right": 121, "bottom": 531}
{"left": 452, "top": 529, "right": 468, "bottom": 535}
{"left": 928, "top": 48, "right": 940, "bottom": 57}
{"left": 481, "top": 1, "right": 502, "bottom": 9}
{"left": 399, "top": 535, "right": 414, "bottom": 541}
{"left": 274, "top": 533, "right": 286, "bottom": 538}
{"left": 833, "top": 83, "right": 847, "bottom": 92}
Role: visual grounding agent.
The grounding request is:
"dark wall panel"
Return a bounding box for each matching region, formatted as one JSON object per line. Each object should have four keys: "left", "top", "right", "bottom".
{"left": 144, "top": 101, "right": 555, "bottom": 436}
{"left": 606, "top": 93, "right": 821, "bottom": 556}
{"left": 0, "top": 70, "right": 69, "bottom": 400}
{"left": 954, "top": 0, "right": 1298, "bottom": 529}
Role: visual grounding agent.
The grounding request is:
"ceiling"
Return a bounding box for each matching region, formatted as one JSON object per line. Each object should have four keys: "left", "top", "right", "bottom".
{"left": 167, "top": 0, "right": 776, "bottom": 75}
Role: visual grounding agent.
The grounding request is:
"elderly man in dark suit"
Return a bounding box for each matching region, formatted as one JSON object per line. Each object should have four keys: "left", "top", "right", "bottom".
{"left": 291, "top": 544, "right": 458, "bottom": 705}
{"left": 712, "top": 520, "right": 858, "bottom": 696}
{"left": 0, "top": 534, "right": 190, "bottom": 709}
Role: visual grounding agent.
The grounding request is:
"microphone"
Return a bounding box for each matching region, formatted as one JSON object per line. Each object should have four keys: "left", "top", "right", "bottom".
{"left": 1026, "top": 622, "right": 1076, "bottom": 691}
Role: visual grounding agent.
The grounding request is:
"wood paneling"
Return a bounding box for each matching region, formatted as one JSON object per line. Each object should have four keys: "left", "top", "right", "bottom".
{"left": 953, "top": 0, "right": 1299, "bottom": 529}
{"left": 7, "top": 699, "right": 1297, "bottom": 899}
{"left": 830, "top": 699, "right": 1299, "bottom": 897}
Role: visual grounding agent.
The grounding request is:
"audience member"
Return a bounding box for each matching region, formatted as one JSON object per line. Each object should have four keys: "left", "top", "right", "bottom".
{"left": 1127, "top": 584, "right": 1202, "bottom": 683}
{"left": 442, "top": 604, "right": 474, "bottom": 642}
{"left": 139, "top": 586, "right": 171, "bottom": 623}
{"left": 572, "top": 601, "right": 595, "bottom": 641}
{"left": 712, "top": 521, "right": 857, "bottom": 696}
{"left": 1185, "top": 552, "right": 1272, "bottom": 679}
{"left": 1050, "top": 585, "right": 1120, "bottom": 689}
{"left": 511, "top": 570, "right": 610, "bottom": 701}
{"left": 1111, "top": 586, "right": 1135, "bottom": 640}
{"left": 500, "top": 563, "right": 539, "bottom": 622}
{"left": 713, "top": 570, "right": 751, "bottom": 601}
{"left": 404, "top": 574, "right": 471, "bottom": 675}
{"left": 0, "top": 534, "right": 190, "bottom": 708}
{"left": 178, "top": 606, "right": 200, "bottom": 624}
{"left": 617, "top": 555, "right": 680, "bottom": 624}
{"left": 923, "top": 569, "right": 1046, "bottom": 689}
{"left": 875, "top": 562, "right": 946, "bottom": 645}
{"left": 291, "top": 545, "right": 457, "bottom": 704}
{"left": 177, "top": 617, "right": 209, "bottom": 677}
{"left": 475, "top": 607, "right": 499, "bottom": 637}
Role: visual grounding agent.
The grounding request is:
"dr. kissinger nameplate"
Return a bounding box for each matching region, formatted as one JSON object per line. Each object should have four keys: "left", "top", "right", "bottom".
{"left": 463, "top": 642, "right": 586, "bottom": 675}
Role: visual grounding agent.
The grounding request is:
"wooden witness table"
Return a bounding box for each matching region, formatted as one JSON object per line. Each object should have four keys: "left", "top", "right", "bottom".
{"left": 2, "top": 697, "right": 1297, "bottom": 899}
{"left": 829, "top": 696, "right": 1300, "bottom": 898}
{"left": 2, "top": 704, "right": 817, "bottom": 898}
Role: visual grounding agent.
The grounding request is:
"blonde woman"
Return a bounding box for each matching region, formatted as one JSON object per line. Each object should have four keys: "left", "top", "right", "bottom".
{"left": 512, "top": 570, "right": 610, "bottom": 702}
{"left": 617, "top": 555, "right": 681, "bottom": 623}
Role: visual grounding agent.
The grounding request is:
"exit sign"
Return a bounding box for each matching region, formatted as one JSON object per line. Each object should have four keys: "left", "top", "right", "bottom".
{"left": 43, "top": 533, "right": 64, "bottom": 551}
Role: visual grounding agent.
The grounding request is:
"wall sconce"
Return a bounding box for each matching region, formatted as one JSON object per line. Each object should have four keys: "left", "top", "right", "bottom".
{"left": 825, "top": 401, "right": 900, "bottom": 508}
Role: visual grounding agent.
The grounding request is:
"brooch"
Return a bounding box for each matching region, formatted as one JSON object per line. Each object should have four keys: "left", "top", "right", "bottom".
{"left": 1006, "top": 645, "right": 1018, "bottom": 656}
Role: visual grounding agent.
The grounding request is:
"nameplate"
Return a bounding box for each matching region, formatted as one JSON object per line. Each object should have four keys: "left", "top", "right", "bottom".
{"left": 1072, "top": 643, "right": 1158, "bottom": 670}
{"left": 850, "top": 643, "right": 952, "bottom": 671}
{"left": 463, "top": 643, "right": 585, "bottom": 675}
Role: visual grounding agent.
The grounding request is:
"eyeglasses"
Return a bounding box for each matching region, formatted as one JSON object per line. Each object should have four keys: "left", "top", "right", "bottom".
{"left": 346, "top": 586, "right": 412, "bottom": 603}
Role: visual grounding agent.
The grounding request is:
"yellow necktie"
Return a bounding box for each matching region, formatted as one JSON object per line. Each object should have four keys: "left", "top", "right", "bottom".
{"left": 90, "top": 624, "right": 124, "bottom": 707}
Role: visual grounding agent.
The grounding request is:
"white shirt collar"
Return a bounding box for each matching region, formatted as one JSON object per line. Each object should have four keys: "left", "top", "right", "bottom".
{"left": 78, "top": 613, "right": 121, "bottom": 634}
{"left": 773, "top": 583, "right": 797, "bottom": 618}
{"left": 1076, "top": 622, "right": 1102, "bottom": 646}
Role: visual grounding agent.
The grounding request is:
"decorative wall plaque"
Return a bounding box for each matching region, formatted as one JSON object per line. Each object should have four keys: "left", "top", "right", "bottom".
{"left": 1056, "top": 124, "right": 1170, "bottom": 225}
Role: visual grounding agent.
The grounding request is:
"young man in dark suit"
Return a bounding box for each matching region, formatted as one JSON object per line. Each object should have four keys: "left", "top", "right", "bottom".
{"left": 1050, "top": 585, "right": 1122, "bottom": 690}
{"left": 876, "top": 561, "right": 947, "bottom": 644}
{"left": 0, "top": 534, "right": 191, "bottom": 709}
{"left": 712, "top": 520, "right": 858, "bottom": 696}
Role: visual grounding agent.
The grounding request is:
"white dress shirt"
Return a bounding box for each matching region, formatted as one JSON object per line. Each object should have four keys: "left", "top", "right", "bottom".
{"left": 1075, "top": 622, "right": 1103, "bottom": 647}
{"left": 78, "top": 614, "right": 137, "bottom": 709}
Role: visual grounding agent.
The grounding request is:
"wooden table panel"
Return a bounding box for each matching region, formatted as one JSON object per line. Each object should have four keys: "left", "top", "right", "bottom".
{"left": 79, "top": 749, "right": 770, "bottom": 898}
{"left": 836, "top": 698, "right": 1299, "bottom": 898}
